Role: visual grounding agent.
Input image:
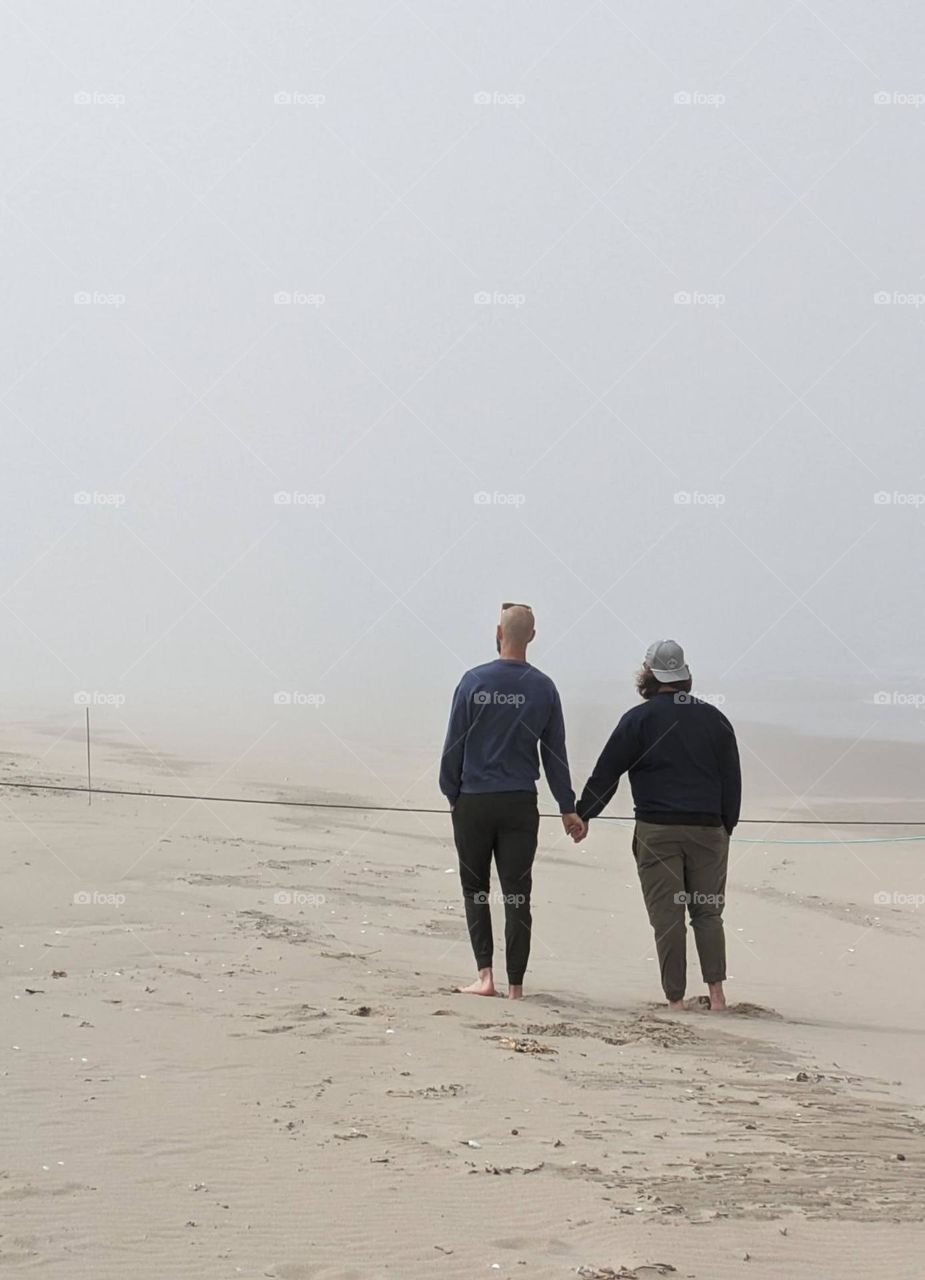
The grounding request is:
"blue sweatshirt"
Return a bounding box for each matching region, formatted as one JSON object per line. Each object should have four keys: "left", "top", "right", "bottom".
{"left": 439, "top": 658, "right": 576, "bottom": 812}
{"left": 576, "top": 692, "right": 741, "bottom": 831}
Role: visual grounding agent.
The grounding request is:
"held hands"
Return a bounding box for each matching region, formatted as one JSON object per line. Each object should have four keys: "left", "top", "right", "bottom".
{"left": 561, "top": 812, "right": 588, "bottom": 843}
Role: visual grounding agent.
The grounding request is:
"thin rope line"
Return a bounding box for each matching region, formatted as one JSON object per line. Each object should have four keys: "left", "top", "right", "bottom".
{"left": 3, "top": 779, "right": 925, "bottom": 842}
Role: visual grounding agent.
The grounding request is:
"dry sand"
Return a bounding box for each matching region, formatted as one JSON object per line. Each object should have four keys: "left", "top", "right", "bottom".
{"left": 2, "top": 726, "right": 925, "bottom": 1279}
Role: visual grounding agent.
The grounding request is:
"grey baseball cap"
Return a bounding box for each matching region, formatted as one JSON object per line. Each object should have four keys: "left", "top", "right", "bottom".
{"left": 644, "top": 639, "right": 690, "bottom": 683}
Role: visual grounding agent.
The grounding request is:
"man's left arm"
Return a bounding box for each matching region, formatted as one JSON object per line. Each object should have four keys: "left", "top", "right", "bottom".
{"left": 718, "top": 716, "right": 741, "bottom": 834}
{"left": 539, "top": 688, "right": 578, "bottom": 821}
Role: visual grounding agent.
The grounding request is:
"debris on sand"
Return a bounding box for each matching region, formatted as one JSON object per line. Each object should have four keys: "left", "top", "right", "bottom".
{"left": 387, "top": 1083, "right": 463, "bottom": 1099}
{"left": 525, "top": 1021, "right": 591, "bottom": 1039}
{"left": 577, "top": 1265, "right": 676, "bottom": 1278}
{"left": 51, "top": 970, "right": 67, "bottom": 979}
{"left": 498, "top": 1036, "right": 557, "bottom": 1055}
{"left": 484, "top": 1161, "right": 544, "bottom": 1175}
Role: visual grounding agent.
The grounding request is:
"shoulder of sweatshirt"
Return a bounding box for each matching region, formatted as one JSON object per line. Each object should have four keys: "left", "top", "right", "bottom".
{"left": 617, "top": 700, "right": 650, "bottom": 726}
{"left": 522, "top": 662, "right": 557, "bottom": 690}
{"left": 715, "top": 708, "right": 737, "bottom": 736}
{"left": 693, "top": 698, "right": 736, "bottom": 734}
{"left": 462, "top": 660, "right": 502, "bottom": 682}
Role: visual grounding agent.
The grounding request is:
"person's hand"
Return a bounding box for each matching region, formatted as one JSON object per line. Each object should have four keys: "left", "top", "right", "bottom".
{"left": 562, "top": 812, "right": 587, "bottom": 842}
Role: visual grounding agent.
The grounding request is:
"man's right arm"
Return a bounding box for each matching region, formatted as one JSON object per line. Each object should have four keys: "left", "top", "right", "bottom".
{"left": 439, "top": 676, "right": 470, "bottom": 805}
{"left": 576, "top": 712, "right": 639, "bottom": 822}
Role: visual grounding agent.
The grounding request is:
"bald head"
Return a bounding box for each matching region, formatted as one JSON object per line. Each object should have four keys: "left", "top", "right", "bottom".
{"left": 497, "top": 604, "right": 535, "bottom": 658}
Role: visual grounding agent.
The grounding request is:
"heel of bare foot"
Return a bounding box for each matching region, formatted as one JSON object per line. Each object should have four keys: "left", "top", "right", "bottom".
{"left": 458, "top": 968, "right": 496, "bottom": 996}
{"left": 708, "top": 981, "right": 727, "bottom": 1012}
{"left": 508, "top": 983, "right": 523, "bottom": 1000}
{"left": 667, "top": 998, "right": 686, "bottom": 1012}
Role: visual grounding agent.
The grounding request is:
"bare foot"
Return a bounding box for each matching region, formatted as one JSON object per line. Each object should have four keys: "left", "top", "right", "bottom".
{"left": 708, "top": 981, "right": 727, "bottom": 1012}
{"left": 458, "top": 968, "right": 496, "bottom": 997}
{"left": 667, "top": 998, "right": 686, "bottom": 1012}
{"left": 508, "top": 984, "right": 523, "bottom": 1000}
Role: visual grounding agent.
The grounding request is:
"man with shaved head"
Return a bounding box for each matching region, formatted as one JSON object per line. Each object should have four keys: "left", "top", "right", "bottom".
{"left": 440, "top": 603, "right": 582, "bottom": 998}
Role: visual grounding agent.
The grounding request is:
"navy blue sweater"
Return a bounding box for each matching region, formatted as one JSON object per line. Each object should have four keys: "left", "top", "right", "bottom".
{"left": 439, "top": 659, "right": 576, "bottom": 812}
{"left": 577, "top": 693, "right": 741, "bottom": 831}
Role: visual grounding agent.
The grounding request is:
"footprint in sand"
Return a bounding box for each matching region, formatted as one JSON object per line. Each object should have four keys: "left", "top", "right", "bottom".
{"left": 727, "top": 1001, "right": 783, "bottom": 1019}
{"left": 270, "top": 1268, "right": 386, "bottom": 1280}
{"left": 653, "top": 997, "right": 782, "bottom": 1019}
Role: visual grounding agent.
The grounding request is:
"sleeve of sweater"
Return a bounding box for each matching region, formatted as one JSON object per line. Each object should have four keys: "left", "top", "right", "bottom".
{"left": 576, "top": 710, "right": 640, "bottom": 821}
{"left": 438, "top": 676, "right": 470, "bottom": 804}
{"left": 717, "top": 715, "right": 741, "bottom": 833}
{"left": 539, "top": 686, "right": 576, "bottom": 814}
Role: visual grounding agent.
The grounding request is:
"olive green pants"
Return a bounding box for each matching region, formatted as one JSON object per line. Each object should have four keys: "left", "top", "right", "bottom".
{"left": 632, "top": 821, "right": 729, "bottom": 1003}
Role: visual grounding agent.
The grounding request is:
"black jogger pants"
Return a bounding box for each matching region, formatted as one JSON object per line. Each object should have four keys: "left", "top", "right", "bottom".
{"left": 451, "top": 790, "right": 539, "bottom": 984}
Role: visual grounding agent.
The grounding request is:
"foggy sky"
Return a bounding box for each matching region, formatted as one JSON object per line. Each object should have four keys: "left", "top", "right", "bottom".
{"left": 2, "top": 1, "right": 924, "bottom": 803}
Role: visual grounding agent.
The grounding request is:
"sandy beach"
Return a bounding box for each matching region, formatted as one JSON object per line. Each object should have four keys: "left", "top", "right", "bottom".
{"left": 5, "top": 0, "right": 923, "bottom": 1272}
{"left": 3, "top": 724, "right": 925, "bottom": 1279}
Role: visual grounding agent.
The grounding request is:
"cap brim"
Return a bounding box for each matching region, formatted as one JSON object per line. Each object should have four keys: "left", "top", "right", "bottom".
{"left": 651, "top": 665, "right": 691, "bottom": 683}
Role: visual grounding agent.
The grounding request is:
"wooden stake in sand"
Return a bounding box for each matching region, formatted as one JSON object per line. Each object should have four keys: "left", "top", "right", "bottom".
{"left": 85, "top": 706, "right": 92, "bottom": 806}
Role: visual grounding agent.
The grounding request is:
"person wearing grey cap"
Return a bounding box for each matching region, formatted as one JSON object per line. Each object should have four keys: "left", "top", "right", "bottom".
{"left": 573, "top": 641, "right": 741, "bottom": 1012}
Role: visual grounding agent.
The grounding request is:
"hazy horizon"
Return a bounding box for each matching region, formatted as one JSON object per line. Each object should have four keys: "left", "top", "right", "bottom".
{"left": 3, "top": 2, "right": 924, "bottom": 805}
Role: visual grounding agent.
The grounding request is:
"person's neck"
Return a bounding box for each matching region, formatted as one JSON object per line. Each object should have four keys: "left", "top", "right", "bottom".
{"left": 498, "top": 646, "right": 528, "bottom": 663}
